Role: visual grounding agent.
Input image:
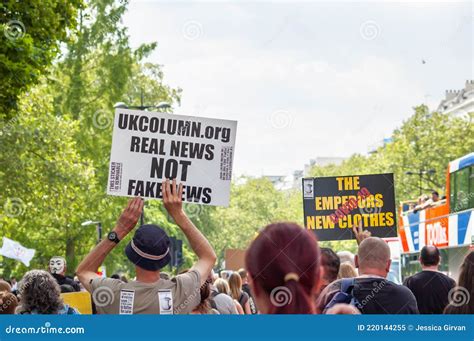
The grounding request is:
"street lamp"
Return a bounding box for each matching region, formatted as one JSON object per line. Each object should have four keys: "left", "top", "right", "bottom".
{"left": 113, "top": 102, "right": 128, "bottom": 109}
{"left": 405, "top": 169, "right": 436, "bottom": 196}
{"left": 155, "top": 102, "right": 172, "bottom": 111}
{"left": 113, "top": 100, "right": 171, "bottom": 112}
{"left": 81, "top": 220, "right": 102, "bottom": 244}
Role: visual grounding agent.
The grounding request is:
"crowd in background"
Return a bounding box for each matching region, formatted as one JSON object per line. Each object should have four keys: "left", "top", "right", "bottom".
{"left": 0, "top": 181, "right": 472, "bottom": 315}
{"left": 0, "top": 239, "right": 472, "bottom": 315}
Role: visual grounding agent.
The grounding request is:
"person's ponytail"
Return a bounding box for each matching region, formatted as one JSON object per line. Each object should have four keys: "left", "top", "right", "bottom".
{"left": 245, "top": 223, "right": 321, "bottom": 315}
{"left": 271, "top": 280, "right": 315, "bottom": 314}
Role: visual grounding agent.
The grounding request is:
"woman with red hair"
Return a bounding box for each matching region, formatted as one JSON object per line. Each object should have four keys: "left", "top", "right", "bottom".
{"left": 245, "top": 222, "right": 321, "bottom": 314}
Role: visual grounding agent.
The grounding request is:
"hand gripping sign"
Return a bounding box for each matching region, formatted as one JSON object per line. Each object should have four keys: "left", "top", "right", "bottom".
{"left": 107, "top": 109, "right": 237, "bottom": 206}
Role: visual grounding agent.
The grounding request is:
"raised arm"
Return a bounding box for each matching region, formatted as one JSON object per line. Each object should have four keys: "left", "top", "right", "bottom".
{"left": 162, "top": 179, "right": 217, "bottom": 285}
{"left": 76, "top": 197, "right": 143, "bottom": 292}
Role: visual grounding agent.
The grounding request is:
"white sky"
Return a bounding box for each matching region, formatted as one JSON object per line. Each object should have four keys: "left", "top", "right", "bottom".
{"left": 123, "top": 0, "right": 473, "bottom": 177}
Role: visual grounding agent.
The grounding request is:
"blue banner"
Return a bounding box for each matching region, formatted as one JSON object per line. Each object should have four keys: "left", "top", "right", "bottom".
{"left": 0, "top": 315, "right": 472, "bottom": 340}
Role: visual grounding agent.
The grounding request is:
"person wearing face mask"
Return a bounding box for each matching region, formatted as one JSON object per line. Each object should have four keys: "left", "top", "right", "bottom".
{"left": 48, "top": 256, "right": 81, "bottom": 292}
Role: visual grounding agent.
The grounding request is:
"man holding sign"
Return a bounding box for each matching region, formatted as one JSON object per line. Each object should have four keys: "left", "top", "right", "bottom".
{"left": 76, "top": 179, "right": 217, "bottom": 314}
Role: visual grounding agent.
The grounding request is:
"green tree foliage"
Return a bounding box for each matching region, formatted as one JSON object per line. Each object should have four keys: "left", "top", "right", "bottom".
{"left": 0, "top": 82, "right": 97, "bottom": 276}
{"left": 48, "top": 0, "right": 181, "bottom": 186}
{"left": 309, "top": 106, "right": 474, "bottom": 203}
{"left": 0, "top": 0, "right": 83, "bottom": 119}
{"left": 43, "top": 0, "right": 181, "bottom": 276}
{"left": 1, "top": 0, "right": 471, "bottom": 278}
{"left": 195, "top": 106, "right": 473, "bottom": 263}
{"left": 305, "top": 107, "right": 473, "bottom": 255}
{"left": 0, "top": 0, "right": 181, "bottom": 278}
{"left": 205, "top": 177, "right": 301, "bottom": 263}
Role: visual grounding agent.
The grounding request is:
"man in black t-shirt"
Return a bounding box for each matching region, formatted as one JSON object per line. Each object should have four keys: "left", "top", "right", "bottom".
{"left": 403, "top": 245, "right": 456, "bottom": 314}
{"left": 317, "top": 237, "right": 418, "bottom": 314}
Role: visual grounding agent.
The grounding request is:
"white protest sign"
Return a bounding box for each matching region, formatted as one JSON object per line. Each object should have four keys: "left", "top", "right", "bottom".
{"left": 107, "top": 109, "right": 237, "bottom": 206}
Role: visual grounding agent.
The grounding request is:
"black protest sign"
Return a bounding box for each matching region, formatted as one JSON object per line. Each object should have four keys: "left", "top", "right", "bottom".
{"left": 302, "top": 173, "right": 397, "bottom": 241}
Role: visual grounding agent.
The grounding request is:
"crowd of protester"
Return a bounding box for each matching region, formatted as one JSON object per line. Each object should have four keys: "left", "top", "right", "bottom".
{"left": 0, "top": 180, "right": 472, "bottom": 315}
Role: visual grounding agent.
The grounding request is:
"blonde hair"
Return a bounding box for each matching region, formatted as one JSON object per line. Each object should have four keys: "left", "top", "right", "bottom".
{"left": 228, "top": 272, "right": 242, "bottom": 300}
{"left": 338, "top": 262, "right": 358, "bottom": 279}
{"left": 214, "top": 278, "right": 230, "bottom": 295}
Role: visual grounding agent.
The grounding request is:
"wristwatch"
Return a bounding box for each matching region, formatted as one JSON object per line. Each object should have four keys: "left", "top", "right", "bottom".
{"left": 107, "top": 231, "right": 120, "bottom": 244}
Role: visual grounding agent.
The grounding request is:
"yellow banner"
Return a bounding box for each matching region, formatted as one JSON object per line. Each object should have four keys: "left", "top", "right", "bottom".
{"left": 61, "top": 291, "right": 92, "bottom": 315}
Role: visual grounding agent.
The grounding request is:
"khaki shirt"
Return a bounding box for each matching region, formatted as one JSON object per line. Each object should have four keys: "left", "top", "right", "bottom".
{"left": 90, "top": 270, "right": 201, "bottom": 314}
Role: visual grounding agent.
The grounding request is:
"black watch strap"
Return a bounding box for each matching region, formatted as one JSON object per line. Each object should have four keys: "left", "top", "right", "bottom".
{"left": 107, "top": 231, "right": 120, "bottom": 244}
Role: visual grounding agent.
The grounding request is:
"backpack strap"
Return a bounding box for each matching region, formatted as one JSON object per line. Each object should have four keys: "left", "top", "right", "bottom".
{"left": 340, "top": 278, "right": 356, "bottom": 294}
{"left": 209, "top": 298, "right": 217, "bottom": 310}
{"left": 238, "top": 292, "right": 245, "bottom": 305}
{"left": 342, "top": 278, "right": 362, "bottom": 309}
{"left": 322, "top": 278, "right": 358, "bottom": 314}
{"left": 209, "top": 291, "right": 219, "bottom": 310}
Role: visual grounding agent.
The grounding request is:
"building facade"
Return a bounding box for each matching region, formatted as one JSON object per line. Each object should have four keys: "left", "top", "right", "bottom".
{"left": 437, "top": 80, "right": 474, "bottom": 115}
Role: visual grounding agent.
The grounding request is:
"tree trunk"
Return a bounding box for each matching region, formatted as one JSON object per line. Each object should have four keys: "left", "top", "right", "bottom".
{"left": 65, "top": 239, "right": 76, "bottom": 276}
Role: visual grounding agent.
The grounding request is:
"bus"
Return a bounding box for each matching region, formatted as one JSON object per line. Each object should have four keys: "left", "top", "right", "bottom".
{"left": 398, "top": 152, "right": 474, "bottom": 281}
